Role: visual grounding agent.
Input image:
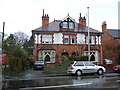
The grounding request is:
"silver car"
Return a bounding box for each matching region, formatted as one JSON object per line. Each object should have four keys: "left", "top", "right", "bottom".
{"left": 67, "top": 61, "right": 106, "bottom": 76}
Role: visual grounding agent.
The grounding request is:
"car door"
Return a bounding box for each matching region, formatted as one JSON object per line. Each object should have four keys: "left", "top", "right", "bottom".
{"left": 74, "top": 61, "right": 84, "bottom": 72}
{"left": 83, "top": 62, "right": 96, "bottom": 73}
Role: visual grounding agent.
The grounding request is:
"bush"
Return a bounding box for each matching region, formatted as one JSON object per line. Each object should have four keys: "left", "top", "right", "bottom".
{"left": 7, "top": 45, "right": 31, "bottom": 73}
{"left": 116, "top": 57, "right": 120, "bottom": 64}
{"left": 44, "top": 56, "right": 88, "bottom": 74}
{"left": 43, "top": 55, "right": 89, "bottom": 74}
{"left": 80, "top": 56, "right": 88, "bottom": 61}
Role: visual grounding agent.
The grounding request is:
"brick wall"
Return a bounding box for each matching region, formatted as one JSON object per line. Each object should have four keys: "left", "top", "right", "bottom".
{"left": 101, "top": 31, "right": 119, "bottom": 64}
{"left": 33, "top": 44, "right": 102, "bottom": 64}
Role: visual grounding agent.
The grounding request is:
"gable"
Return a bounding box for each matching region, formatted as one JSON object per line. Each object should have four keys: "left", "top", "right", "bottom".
{"left": 59, "top": 15, "right": 75, "bottom": 30}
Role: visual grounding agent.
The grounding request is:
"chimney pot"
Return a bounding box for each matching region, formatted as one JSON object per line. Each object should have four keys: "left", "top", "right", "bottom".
{"left": 79, "top": 13, "right": 86, "bottom": 27}
{"left": 102, "top": 21, "right": 107, "bottom": 32}
{"left": 42, "top": 10, "right": 49, "bottom": 26}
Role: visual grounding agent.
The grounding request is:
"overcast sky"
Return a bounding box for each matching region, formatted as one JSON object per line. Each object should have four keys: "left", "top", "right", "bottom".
{"left": 0, "top": 0, "right": 119, "bottom": 37}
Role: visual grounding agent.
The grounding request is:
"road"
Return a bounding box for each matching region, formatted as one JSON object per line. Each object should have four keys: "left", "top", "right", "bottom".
{"left": 2, "top": 69, "right": 120, "bottom": 90}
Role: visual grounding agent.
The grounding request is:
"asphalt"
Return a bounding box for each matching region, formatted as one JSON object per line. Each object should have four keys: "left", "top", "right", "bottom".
{"left": 2, "top": 69, "right": 120, "bottom": 81}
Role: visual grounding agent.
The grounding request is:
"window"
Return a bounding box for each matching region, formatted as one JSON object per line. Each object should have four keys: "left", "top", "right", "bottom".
{"left": 89, "top": 36, "right": 92, "bottom": 44}
{"left": 38, "top": 51, "right": 43, "bottom": 60}
{"left": 42, "top": 34, "right": 52, "bottom": 44}
{"left": 75, "top": 61, "right": 84, "bottom": 66}
{"left": 70, "top": 35, "right": 76, "bottom": 44}
{"left": 84, "top": 62, "right": 94, "bottom": 66}
{"left": 63, "top": 22, "right": 68, "bottom": 28}
{"left": 69, "top": 22, "right": 74, "bottom": 29}
{"left": 64, "top": 35, "right": 69, "bottom": 44}
{"left": 86, "top": 36, "right": 95, "bottom": 44}
{"left": 63, "top": 35, "right": 76, "bottom": 44}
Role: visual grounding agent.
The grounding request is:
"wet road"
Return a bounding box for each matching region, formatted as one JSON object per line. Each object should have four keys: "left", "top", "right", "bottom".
{"left": 2, "top": 69, "right": 120, "bottom": 90}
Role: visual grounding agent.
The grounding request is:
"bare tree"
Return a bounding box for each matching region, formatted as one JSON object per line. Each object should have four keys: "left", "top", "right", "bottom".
{"left": 13, "top": 31, "right": 29, "bottom": 46}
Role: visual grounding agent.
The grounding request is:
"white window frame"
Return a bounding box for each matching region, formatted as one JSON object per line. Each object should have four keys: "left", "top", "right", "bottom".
{"left": 86, "top": 36, "right": 95, "bottom": 45}
{"left": 63, "top": 22, "right": 68, "bottom": 28}
{"left": 64, "top": 35, "right": 69, "bottom": 44}
{"left": 70, "top": 35, "right": 76, "bottom": 44}
{"left": 69, "top": 22, "right": 74, "bottom": 29}
{"left": 42, "top": 34, "right": 52, "bottom": 44}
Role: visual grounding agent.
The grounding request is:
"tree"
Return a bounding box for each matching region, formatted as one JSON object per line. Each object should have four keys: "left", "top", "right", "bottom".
{"left": 13, "top": 31, "right": 29, "bottom": 46}
{"left": 3, "top": 34, "right": 32, "bottom": 73}
{"left": 23, "top": 35, "right": 34, "bottom": 56}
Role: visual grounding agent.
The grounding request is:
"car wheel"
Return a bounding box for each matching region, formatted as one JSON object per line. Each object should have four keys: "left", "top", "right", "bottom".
{"left": 97, "top": 69, "right": 103, "bottom": 75}
{"left": 76, "top": 70, "right": 82, "bottom": 76}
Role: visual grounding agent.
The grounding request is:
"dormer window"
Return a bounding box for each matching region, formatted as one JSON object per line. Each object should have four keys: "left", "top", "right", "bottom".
{"left": 69, "top": 22, "right": 74, "bottom": 29}
{"left": 63, "top": 22, "right": 68, "bottom": 28}
{"left": 60, "top": 15, "right": 75, "bottom": 29}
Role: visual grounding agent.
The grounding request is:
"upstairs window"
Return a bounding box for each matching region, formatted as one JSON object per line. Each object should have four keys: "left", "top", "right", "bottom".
{"left": 63, "top": 22, "right": 68, "bottom": 28}
{"left": 70, "top": 35, "right": 76, "bottom": 44}
{"left": 64, "top": 35, "right": 69, "bottom": 44}
{"left": 69, "top": 22, "right": 74, "bottom": 29}
{"left": 86, "top": 36, "right": 95, "bottom": 44}
{"left": 63, "top": 34, "right": 76, "bottom": 44}
{"left": 42, "top": 34, "right": 52, "bottom": 44}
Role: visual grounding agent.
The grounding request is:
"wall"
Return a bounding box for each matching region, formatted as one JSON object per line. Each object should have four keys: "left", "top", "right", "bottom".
{"left": 101, "top": 31, "right": 119, "bottom": 64}
{"left": 33, "top": 32, "right": 103, "bottom": 64}
{"left": 34, "top": 33, "right": 101, "bottom": 45}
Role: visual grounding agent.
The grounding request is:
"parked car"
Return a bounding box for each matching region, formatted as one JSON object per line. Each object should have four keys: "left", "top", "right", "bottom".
{"left": 67, "top": 61, "right": 106, "bottom": 76}
{"left": 113, "top": 64, "right": 120, "bottom": 72}
{"left": 34, "top": 60, "right": 44, "bottom": 70}
{"left": 103, "top": 59, "right": 112, "bottom": 64}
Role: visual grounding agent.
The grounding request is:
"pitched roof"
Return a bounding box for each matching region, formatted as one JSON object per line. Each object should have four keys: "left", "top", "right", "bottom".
{"left": 33, "top": 20, "right": 101, "bottom": 34}
{"left": 106, "top": 29, "right": 120, "bottom": 38}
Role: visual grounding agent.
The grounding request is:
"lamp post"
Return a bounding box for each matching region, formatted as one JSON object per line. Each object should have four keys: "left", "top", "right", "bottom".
{"left": 2, "top": 22, "right": 5, "bottom": 43}
{"left": 87, "top": 7, "right": 90, "bottom": 61}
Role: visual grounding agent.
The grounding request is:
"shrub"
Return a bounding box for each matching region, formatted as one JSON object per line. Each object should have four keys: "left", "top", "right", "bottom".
{"left": 80, "top": 56, "right": 88, "bottom": 61}
{"left": 43, "top": 55, "right": 89, "bottom": 74}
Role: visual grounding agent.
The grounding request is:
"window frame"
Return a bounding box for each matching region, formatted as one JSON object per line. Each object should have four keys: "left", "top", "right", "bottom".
{"left": 42, "top": 34, "right": 53, "bottom": 44}
{"left": 64, "top": 35, "right": 69, "bottom": 44}
{"left": 70, "top": 35, "right": 76, "bottom": 44}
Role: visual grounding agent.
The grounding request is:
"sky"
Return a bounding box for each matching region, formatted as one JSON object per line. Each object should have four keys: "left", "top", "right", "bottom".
{"left": 0, "top": 0, "right": 120, "bottom": 37}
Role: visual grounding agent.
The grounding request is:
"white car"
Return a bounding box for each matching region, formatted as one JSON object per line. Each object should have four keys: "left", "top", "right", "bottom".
{"left": 67, "top": 61, "right": 106, "bottom": 76}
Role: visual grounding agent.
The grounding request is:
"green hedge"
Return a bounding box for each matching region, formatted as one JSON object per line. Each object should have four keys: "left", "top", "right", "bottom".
{"left": 43, "top": 56, "right": 88, "bottom": 74}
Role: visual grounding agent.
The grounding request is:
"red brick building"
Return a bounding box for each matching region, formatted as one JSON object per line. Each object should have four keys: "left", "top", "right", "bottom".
{"left": 32, "top": 10, "right": 103, "bottom": 65}
{"left": 101, "top": 22, "right": 120, "bottom": 64}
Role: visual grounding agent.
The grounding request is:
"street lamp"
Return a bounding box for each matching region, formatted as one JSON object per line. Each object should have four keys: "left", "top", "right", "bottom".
{"left": 87, "top": 7, "right": 90, "bottom": 61}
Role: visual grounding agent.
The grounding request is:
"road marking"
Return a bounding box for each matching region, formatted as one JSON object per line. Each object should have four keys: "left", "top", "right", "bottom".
{"left": 20, "top": 83, "right": 92, "bottom": 90}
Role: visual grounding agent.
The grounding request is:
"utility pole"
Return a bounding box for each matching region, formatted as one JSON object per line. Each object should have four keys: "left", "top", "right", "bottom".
{"left": 2, "top": 22, "right": 6, "bottom": 70}
{"left": 87, "top": 7, "right": 90, "bottom": 61}
{"left": 2, "top": 22, "right": 5, "bottom": 42}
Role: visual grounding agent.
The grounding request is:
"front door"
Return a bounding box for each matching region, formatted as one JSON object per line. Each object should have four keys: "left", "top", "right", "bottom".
{"left": 45, "top": 55, "right": 50, "bottom": 62}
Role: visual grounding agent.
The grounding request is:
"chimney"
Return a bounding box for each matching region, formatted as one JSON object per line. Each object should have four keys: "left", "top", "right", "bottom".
{"left": 42, "top": 9, "right": 49, "bottom": 26}
{"left": 102, "top": 21, "right": 107, "bottom": 32}
{"left": 79, "top": 13, "right": 86, "bottom": 27}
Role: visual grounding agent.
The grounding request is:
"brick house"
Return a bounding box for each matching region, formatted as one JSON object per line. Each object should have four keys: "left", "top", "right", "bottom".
{"left": 101, "top": 22, "right": 120, "bottom": 64}
{"left": 32, "top": 10, "right": 103, "bottom": 65}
